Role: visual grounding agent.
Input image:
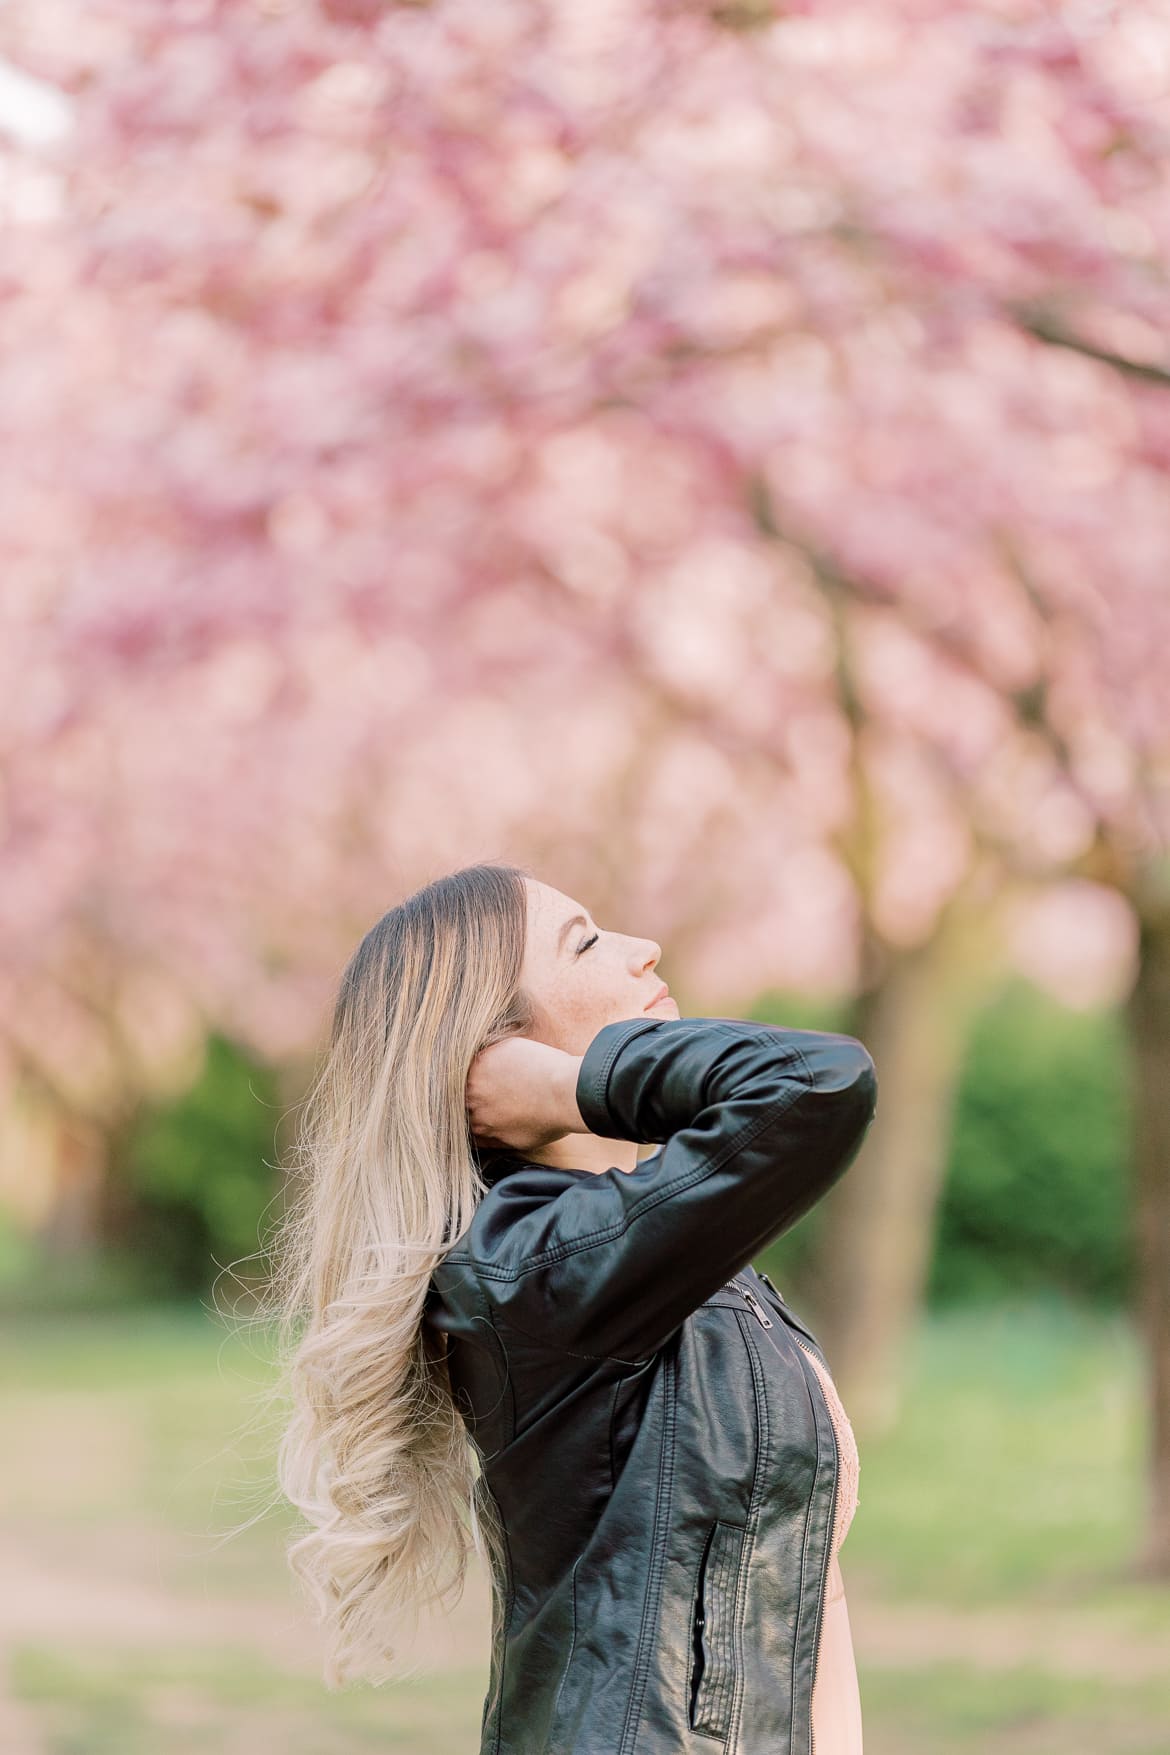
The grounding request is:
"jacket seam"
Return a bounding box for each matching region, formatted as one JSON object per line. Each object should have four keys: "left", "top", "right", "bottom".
{"left": 479, "top": 1469, "right": 513, "bottom": 1755}
{"left": 478, "top": 1289, "right": 514, "bottom": 1755}
{"left": 618, "top": 1345, "right": 677, "bottom": 1755}
{"left": 727, "top": 1306, "right": 769, "bottom": 1752}
{"left": 551, "top": 1551, "right": 581, "bottom": 1730}
{"left": 579, "top": 1016, "right": 665, "bottom": 1133}
{"left": 493, "top": 1308, "right": 652, "bottom": 1370}
{"left": 485, "top": 1300, "right": 517, "bottom": 1448}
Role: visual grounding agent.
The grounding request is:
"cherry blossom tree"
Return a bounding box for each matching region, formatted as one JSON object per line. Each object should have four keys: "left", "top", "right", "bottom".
{"left": 1, "top": 0, "right": 1168, "bottom": 1564}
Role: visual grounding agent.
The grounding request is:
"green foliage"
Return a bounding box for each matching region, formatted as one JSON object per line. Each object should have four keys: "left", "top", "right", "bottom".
{"left": 931, "top": 979, "right": 1133, "bottom": 1306}
{"left": 119, "top": 1034, "right": 284, "bottom": 1297}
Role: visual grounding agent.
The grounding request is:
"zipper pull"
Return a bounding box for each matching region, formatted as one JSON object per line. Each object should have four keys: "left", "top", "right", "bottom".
{"left": 738, "top": 1285, "right": 774, "bottom": 1329}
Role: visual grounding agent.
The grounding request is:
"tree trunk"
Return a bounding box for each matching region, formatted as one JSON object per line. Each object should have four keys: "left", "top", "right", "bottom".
{"left": 806, "top": 905, "right": 996, "bottom": 1436}
{"left": 38, "top": 1112, "right": 110, "bottom": 1261}
{"left": 1124, "top": 877, "right": 1170, "bottom": 1579}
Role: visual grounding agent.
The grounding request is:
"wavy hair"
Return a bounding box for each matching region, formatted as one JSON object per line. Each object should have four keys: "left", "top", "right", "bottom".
{"left": 257, "top": 861, "right": 535, "bottom": 1692}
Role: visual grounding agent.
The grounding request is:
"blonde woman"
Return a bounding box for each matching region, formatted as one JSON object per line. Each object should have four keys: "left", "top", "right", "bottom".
{"left": 271, "top": 861, "right": 878, "bottom": 1754}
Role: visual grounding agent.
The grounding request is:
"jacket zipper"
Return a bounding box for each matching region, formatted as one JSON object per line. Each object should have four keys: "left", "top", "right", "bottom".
{"left": 732, "top": 1277, "right": 837, "bottom": 1755}
{"left": 736, "top": 1283, "right": 774, "bottom": 1329}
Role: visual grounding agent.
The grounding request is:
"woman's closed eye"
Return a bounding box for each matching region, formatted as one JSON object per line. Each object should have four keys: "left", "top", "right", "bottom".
{"left": 576, "top": 932, "right": 599, "bottom": 955}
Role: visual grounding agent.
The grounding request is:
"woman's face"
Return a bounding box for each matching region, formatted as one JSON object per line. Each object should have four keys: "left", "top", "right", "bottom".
{"left": 520, "top": 878, "right": 679, "bottom": 1056}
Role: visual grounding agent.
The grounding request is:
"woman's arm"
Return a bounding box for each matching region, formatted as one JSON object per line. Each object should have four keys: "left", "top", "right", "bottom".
{"left": 462, "top": 1015, "right": 877, "bottom": 1366}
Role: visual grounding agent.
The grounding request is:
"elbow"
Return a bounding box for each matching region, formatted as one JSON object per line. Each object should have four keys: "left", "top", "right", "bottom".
{"left": 848, "top": 1041, "right": 878, "bottom": 1126}
{"left": 798, "top": 1031, "right": 876, "bottom": 1111}
{"left": 745, "top": 1032, "right": 878, "bottom": 1238}
{"left": 783, "top": 1031, "right": 878, "bottom": 1183}
{"left": 824, "top": 1032, "right": 878, "bottom": 1120}
{"left": 823, "top": 1036, "right": 878, "bottom": 1169}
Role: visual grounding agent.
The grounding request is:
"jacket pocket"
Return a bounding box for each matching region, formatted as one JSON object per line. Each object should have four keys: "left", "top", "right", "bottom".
{"left": 688, "top": 1519, "right": 746, "bottom": 1739}
{"left": 551, "top": 1552, "right": 580, "bottom": 1724}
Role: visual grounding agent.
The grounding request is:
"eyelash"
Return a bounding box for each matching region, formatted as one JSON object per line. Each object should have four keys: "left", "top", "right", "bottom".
{"left": 576, "top": 932, "right": 599, "bottom": 955}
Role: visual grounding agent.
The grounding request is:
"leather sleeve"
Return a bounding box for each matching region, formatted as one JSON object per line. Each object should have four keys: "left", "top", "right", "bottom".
{"left": 467, "top": 1015, "right": 877, "bottom": 1366}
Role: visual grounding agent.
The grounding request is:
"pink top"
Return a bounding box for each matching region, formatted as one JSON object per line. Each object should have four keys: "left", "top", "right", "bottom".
{"left": 796, "top": 1340, "right": 863, "bottom": 1755}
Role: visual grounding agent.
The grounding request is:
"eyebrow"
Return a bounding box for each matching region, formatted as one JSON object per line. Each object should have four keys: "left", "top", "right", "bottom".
{"left": 557, "top": 913, "right": 588, "bottom": 951}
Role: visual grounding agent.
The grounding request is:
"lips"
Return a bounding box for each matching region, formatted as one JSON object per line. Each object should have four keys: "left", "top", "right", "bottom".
{"left": 645, "top": 983, "right": 671, "bottom": 1009}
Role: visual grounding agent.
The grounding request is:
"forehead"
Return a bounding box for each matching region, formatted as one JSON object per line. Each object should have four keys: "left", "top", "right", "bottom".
{"left": 526, "top": 880, "right": 586, "bottom": 938}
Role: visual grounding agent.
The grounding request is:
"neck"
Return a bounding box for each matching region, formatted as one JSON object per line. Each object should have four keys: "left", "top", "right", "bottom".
{"left": 524, "top": 1131, "right": 640, "bottom": 1176}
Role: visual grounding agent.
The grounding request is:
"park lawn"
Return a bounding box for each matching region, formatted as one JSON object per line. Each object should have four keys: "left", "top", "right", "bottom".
{"left": 8, "top": 1643, "right": 488, "bottom": 1755}
{"left": 843, "top": 1292, "right": 1151, "bottom": 1606}
{"left": 2, "top": 1295, "right": 1168, "bottom": 1755}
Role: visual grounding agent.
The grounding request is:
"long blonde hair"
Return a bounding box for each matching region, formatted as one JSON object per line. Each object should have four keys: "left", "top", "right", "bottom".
{"left": 260, "top": 861, "right": 535, "bottom": 1689}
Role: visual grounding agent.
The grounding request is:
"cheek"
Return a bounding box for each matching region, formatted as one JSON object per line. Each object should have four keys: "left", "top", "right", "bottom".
{"left": 591, "top": 954, "right": 632, "bottom": 1013}
{"left": 565, "top": 977, "right": 604, "bottom": 1021}
{"left": 563, "top": 963, "right": 612, "bottom": 1022}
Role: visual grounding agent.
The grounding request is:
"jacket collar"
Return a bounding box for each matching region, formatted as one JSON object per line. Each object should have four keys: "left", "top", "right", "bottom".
{"left": 471, "top": 1142, "right": 530, "bottom": 1187}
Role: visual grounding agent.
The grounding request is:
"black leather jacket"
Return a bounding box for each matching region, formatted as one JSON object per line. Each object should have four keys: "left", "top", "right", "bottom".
{"left": 426, "top": 1014, "right": 879, "bottom": 1755}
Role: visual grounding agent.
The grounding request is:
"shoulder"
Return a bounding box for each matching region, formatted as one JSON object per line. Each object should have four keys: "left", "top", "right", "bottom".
{"left": 448, "top": 1159, "right": 592, "bottom": 1284}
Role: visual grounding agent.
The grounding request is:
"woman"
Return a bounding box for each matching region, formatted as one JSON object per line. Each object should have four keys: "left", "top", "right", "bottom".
{"left": 270, "top": 861, "right": 877, "bottom": 1754}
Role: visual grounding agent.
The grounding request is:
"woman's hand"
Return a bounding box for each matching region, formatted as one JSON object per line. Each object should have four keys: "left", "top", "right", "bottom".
{"left": 466, "top": 1035, "right": 586, "bottom": 1155}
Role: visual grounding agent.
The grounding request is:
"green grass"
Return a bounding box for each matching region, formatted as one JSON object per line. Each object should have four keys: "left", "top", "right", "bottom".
{"left": 2, "top": 1297, "right": 1169, "bottom": 1755}
{"left": 860, "top": 1662, "right": 1170, "bottom": 1755}
{"left": 8, "top": 1645, "right": 487, "bottom": 1755}
{"left": 845, "top": 1293, "right": 1149, "bottom": 1606}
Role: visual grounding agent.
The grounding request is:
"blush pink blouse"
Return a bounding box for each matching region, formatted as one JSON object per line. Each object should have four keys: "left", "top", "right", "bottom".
{"left": 796, "top": 1340, "right": 863, "bottom": 1755}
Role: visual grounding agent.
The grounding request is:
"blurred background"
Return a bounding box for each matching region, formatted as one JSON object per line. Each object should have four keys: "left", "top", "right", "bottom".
{"left": 1, "top": 1, "right": 1169, "bottom": 1750}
